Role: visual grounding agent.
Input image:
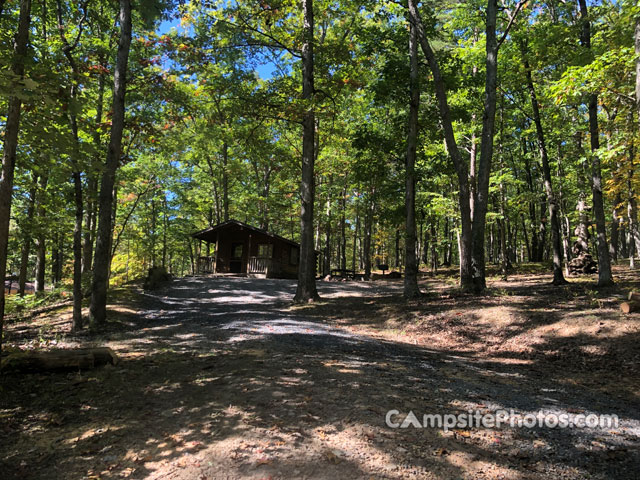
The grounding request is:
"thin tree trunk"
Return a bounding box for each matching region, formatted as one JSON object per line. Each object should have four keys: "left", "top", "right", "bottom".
{"left": 521, "top": 44, "right": 566, "bottom": 284}
{"left": 57, "top": 0, "right": 86, "bottom": 328}
{"left": 363, "top": 189, "right": 374, "bottom": 279}
{"left": 579, "top": 0, "right": 612, "bottom": 286}
{"left": 340, "top": 183, "right": 347, "bottom": 270}
{"left": 611, "top": 192, "right": 621, "bottom": 263}
{"left": 35, "top": 238, "right": 46, "bottom": 292}
{"left": 294, "top": 0, "right": 319, "bottom": 302}
{"left": 222, "top": 141, "right": 229, "bottom": 221}
{"left": 352, "top": 207, "right": 359, "bottom": 272}
{"left": 323, "top": 181, "right": 331, "bottom": 276}
{"left": 635, "top": 16, "right": 640, "bottom": 126}
{"left": 34, "top": 172, "right": 49, "bottom": 293}
{"left": 90, "top": 0, "right": 132, "bottom": 325}
{"left": 430, "top": 221, "right": 437, "bottom": 274}
{"left": 18, "top": 177, "right": 37, "bottom": 296}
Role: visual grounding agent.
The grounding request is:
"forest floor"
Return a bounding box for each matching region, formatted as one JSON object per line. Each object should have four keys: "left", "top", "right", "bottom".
{"left": 1, "top": 265, "right": 639, "bottom": 479}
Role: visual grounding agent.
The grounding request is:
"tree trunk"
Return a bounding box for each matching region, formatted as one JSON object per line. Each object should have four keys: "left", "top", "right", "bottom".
{"left": 0, "top": 0, "right": 32, "bottom": 354}
{"left": 394, "top": 229, "right": 401, "bottom": 268}
{"left": 579, "top": 0, "right": 612, "bottom": 286}
{"left": 89, "top": 0, "right": 132, "bottom": 325}
{"left": 430, "top": 221, "right": 437, "bottom": 274}
{"left": 72, "top": 170, "right": 83, "bottom": 330}
{"left": 470, "top": 0, "right": 499, "bottom": 292}
{"left": 352, "top": 207, "right": 359, "bottom": 272}
{"left": 294, "top": 0, "right": 319, "bottom": 302}
{"left": 323, "top": 182, "right": 331, "bottom": 276}
{"left": 635, "top": 16, "right": 640, "bottom": 126}
{"left": 363, "top": 190, "right": 374, "bottom": 279}
{"left": 35, "top": 237, "right": 45, "bottom": 293}
{"left": 340, "top": 184, "right": 347, "bottom": 270}
{"left": 403, "top": 17, "right": 420, "bottom": 297}
{"left": 57, "top": 0, "right": 85, "bottom": 328}
{"left": 222, "top": 141, "right": 229, "bottom": 221}
{"left": 408, "top": 0, "right": 472, "bottom": 289}
{"left": 610, "top": 192, "right": 621, "bottom": 263}
{"left": 18, "top": 177, "right": 37, "bottom": 296}
{"left": 34, "top": 171, "right": 48, "bottom": 293}
{"left": 521, "top": 44, "right": 566, "bottom": 284}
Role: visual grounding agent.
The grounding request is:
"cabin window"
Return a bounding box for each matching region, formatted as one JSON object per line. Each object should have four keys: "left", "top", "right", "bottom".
{"left": 232, "top": 243, "right": 243, "bottom": 259}
{"left": 257, "top": 243, "right": 273, "bottom": 258}
{"left": 290, "top": 247, "right": 299, "bottom": 265}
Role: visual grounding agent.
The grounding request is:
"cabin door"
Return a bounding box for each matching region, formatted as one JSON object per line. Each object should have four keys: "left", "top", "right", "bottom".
{"left": 230, "top": 242, "right": 244, "bottom": 273}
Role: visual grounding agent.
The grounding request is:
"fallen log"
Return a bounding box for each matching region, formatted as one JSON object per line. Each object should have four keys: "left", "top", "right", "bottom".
{"left": 1, "top": 347, "right": 119, "bottom": 373}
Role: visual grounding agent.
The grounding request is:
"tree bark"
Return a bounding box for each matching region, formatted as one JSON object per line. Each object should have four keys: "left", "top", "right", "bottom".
{"left": 90, "top": 0, "right": 132, "bottom": 325}
{"left": 0, "top": 0, "right": 32, "bottom": 354}
{"left": 404, "top": 16, "right": 421, "bottom": 297}
{"left": 521, "top": 44, "right": 566, "bottom": 284}
{"left": 578, "top": 0, "right": 612, "bottom": 286}
{"left": 294, "top": 0, "right": 319, "bottom": 302}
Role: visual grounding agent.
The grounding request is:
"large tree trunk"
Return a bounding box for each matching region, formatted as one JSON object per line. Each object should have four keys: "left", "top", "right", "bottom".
{"left": 294, "top": 0, "right": 319, "bottom": 302}
{"left": 578, "top": 0, "right": 612, "bottom": 286}
{"left": 521, "top": 44, "right": 566, "bottom": 284}
{"left": 470, "top": 0, "right": 499, "bottom": 292}
{"left": 89, "top": 0, "right": 132, "bottom": 325}
{"left": 408, "top": 0, "right": 473, "bottom": 289}
{"left": 404, "top": 17, "right": 421, "bottom": 297}
{"left": 0, "top": 0, "right": 32, "bottom": 354}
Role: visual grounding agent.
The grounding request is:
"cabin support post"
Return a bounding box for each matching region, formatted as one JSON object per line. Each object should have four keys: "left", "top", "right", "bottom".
{"left": 247, "top": 234, "right": 252, "bottom": 275}
{"left": 213, "top": 231, "right": 219, "bottom": 274}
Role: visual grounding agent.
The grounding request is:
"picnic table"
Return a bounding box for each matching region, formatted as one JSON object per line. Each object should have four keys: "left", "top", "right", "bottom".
{"left": 330, "top": 268, "right": 365, "bottom": 280}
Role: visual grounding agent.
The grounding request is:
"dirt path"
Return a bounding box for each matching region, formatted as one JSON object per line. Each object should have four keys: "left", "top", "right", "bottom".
{"left": 1, "top": 276, "right": 639, "bottom": 479}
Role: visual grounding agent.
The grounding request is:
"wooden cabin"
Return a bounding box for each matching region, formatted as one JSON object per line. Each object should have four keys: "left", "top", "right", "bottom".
{"left": 191, "top": 220, "right": 303, "bottom": 279}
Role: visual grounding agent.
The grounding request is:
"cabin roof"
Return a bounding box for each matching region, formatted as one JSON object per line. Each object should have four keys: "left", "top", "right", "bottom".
{"left": 191, "top": 219, "right": 301, "bottom": 248}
